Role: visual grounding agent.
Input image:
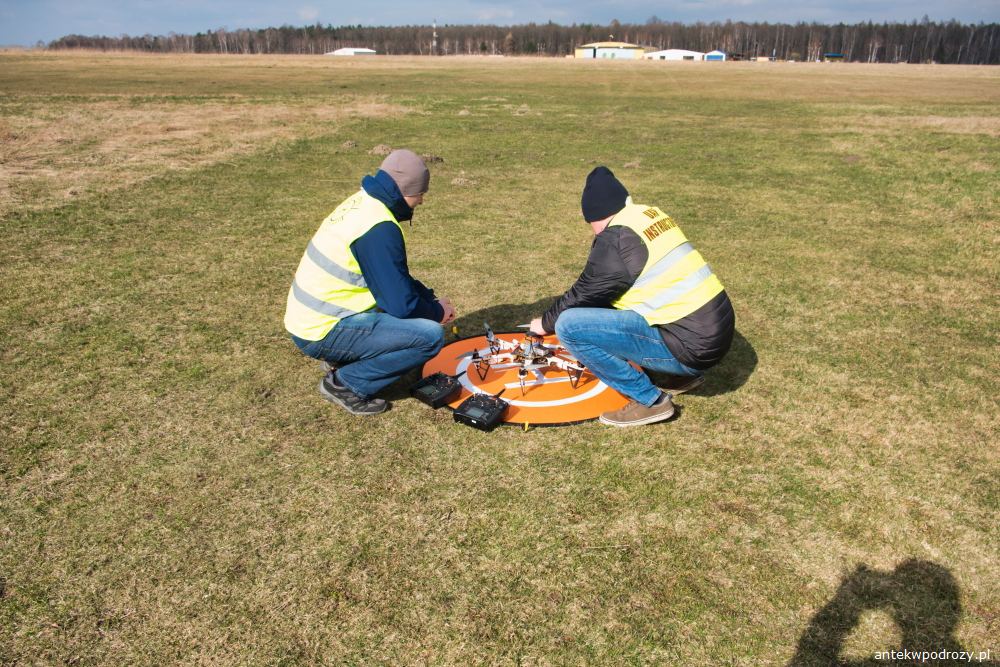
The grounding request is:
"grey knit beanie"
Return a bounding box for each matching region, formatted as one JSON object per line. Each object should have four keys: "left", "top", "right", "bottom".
{"left": 380, "top": 149, "right": 430, "bottom": 196}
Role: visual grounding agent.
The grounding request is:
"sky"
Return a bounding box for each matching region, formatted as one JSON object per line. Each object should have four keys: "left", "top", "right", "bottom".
{"left": 1, "top": 0, "right": 997, "bottom": 47}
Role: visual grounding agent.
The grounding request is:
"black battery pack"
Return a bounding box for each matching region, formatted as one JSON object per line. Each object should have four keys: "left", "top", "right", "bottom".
{"left": 453, "top": 391, "right": 509, "bottom": 431}
{"left": 410, "top": 371, "right": 464, "bottom": 409}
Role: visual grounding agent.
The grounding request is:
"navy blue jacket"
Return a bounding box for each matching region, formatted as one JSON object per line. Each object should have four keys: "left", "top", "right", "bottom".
{"left": 350, "top": 170, "right": 444, "bottom": 322}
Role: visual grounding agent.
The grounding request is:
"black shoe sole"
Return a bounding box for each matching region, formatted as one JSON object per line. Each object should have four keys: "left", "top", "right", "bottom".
{"left": 661, "top": 374, "right": 705, "bottom": 395}
{"left": 318, "top": 380, "right": 387, "bottom": 415}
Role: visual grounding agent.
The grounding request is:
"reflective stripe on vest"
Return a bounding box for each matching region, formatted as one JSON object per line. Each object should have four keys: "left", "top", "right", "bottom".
{"left": 290, "top": 280, "right": 362, "bottom": 320}
{"left": 631, "top": 241, "right": 694, "bottom": 289}
{"left": 610, "top": 201, "right": 725, "bottom": 325}
{"left": 284, "top": 190, "right": 404, "bottom": 341}
{"left": 305, "top": 241, "right": 367, "bottom": 288}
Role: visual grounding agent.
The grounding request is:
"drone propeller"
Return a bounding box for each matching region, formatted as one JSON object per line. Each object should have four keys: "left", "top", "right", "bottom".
{"left": 482, "top": 321, "right": 504, "bottom": 355}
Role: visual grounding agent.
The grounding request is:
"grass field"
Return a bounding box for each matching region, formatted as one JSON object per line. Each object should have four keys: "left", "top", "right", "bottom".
{"left": 1, "top": 52, "right": 998, "bottom": 664}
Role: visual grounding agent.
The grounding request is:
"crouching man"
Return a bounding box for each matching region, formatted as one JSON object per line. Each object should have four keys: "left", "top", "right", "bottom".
{"left": 284, "top": 149, "right": 456, "bottom": 415}
{"left": 530, "top": 166, "right": 734, "bottom": 427}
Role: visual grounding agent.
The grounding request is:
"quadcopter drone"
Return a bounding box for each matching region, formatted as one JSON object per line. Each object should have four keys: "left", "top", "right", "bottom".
{"left": 460, "top": 322, "right": 589, "bottom": 396}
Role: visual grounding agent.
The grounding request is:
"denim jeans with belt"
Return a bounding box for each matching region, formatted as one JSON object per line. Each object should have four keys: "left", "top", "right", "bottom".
{"left": 291, "top": 312, "right": 444, "bottom": 399}
{"left": 554, "top": 307, "right": 700, "bottom": 406}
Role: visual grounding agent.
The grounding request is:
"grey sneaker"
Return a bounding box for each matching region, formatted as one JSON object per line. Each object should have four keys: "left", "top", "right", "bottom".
{"left": 320, "top": 360, "right": 337, "bottom": 374}
{"left": 318, "top": 372, "right": 387, "bottom": 415}
{"left": 659, "top": 374, "right": 705, "bottom": 395}
{"left": 599, "top": 392, "right": 675, "bottom": 427}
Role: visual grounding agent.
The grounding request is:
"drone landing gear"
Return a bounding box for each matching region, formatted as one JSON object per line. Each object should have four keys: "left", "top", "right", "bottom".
{"left": 518, "top": 367, "right": 529, "bottom": 396}
{"left": 471, "top": 351, "right": 491, "bottom": 381}
{"left": 566, "top": 366, "right": 583, "bottom": 389}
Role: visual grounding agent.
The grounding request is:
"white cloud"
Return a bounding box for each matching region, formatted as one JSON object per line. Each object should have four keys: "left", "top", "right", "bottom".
{"left": 476, "top": 7, "right": 517, "bottom": 21}
{"left": 298, "top": 5, "right": 320, "bottom": 22}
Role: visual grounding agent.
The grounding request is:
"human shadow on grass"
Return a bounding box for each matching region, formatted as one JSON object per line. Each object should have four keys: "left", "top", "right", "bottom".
{"left": 645, "top": 328, "right": 756, "bottom": 397}
{"left": 788, "top": 559, "right": 998, "bottom": 667}
{"left": 383, "top": 299, "right": 756, "bottom": 402}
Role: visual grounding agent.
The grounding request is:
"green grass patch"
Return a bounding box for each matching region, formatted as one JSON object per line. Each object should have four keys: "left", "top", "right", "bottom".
{"left": 1, "top": 53, "right": 998, "bottom": 664}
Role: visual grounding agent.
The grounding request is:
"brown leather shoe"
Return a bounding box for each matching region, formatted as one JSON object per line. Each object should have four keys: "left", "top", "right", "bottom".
{"left": 599, "top": 392, "right": 675, "bottom": 427}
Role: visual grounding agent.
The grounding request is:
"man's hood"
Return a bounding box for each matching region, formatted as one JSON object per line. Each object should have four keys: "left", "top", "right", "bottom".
{"left": 361, "top": 169, "right": 414, "bottom": 222}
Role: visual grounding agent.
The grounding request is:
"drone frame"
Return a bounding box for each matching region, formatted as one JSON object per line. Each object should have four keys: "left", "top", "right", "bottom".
{"left": 469, "top": 323, "right": 587, "bottom": 395}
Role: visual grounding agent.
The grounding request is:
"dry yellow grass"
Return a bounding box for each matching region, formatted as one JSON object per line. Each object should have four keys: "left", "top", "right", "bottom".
{"left": 0, "top": 96, "right": 408, "bottom": 216}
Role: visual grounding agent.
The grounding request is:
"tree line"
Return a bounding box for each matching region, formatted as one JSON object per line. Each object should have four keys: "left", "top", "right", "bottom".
{"left": 48, "top": 18, "right": 1000, "bottom": 64}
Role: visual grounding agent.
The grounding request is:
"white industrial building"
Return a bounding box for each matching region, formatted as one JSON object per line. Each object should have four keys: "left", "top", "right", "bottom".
{"left": 574, "top": 42, "right": 644, "bottom": 59}
{"left": 327, "top": 47, "right": 377, "bottom": 56}
{"left": 644, "top": 49, "right": 705, "bottom": 61}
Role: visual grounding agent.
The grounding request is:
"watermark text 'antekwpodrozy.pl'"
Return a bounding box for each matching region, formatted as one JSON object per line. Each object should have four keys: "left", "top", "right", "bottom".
{"left": 874, "top": 649, "right": 993, "bottom": 663}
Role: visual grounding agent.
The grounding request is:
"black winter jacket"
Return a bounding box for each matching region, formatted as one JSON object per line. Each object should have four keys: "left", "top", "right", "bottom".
{"left": 541, "top": 225, "right": 734, "bottom": 370}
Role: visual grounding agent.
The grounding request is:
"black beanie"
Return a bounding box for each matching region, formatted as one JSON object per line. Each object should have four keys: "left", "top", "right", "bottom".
{"left": 581, "top": 166, "right": 629, "bottom": 222}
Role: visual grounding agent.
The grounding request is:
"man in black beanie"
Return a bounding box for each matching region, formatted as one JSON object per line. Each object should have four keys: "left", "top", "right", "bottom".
{"left": 529, "top": 166, "right": 734, "bottom": 427}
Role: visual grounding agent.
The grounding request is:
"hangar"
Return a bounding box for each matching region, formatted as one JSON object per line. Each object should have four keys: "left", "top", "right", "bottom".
{"left": 327, "top": 47, "right": 377, "bottom": 56}
{"left": 644, "top": 49, "right": 705, "bottom": 61}
{"left": 574, "top": 42, "right": 644, "bottom": 59}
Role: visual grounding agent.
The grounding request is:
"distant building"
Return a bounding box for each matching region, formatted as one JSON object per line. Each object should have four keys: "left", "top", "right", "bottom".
{"left": 327, "top": 48, "right": 377, "bottom": 56}
{"left": 705, "top": 50, "right": 727, "bottom": 61}
{"left": 574, "top": 42, "right": 644, "bottom": 59}
{"left": 822, "top": 52, "right": 846, "bottom": 62}
{"left": 644, "top": 49, "right": 705, "bottom": 61}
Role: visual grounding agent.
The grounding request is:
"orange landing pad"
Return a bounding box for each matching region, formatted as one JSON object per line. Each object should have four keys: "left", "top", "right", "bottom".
{"left": 422, "top": 333, "right": 631, "bottom": 426}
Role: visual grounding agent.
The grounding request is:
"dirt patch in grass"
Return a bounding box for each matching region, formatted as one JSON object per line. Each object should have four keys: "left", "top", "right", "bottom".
{"left": 367, "top": 143, "right": 393, "bottom": 155}
{"left": 0, "top": 96, "right": 409, "bottom": 217}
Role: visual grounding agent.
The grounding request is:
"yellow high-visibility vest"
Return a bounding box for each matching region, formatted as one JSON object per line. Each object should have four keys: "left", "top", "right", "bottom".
{"left": 284, "top": 190, "right": 404, "bottom": 341}
{"left": 610, "top": 200, "right": 725, "bottom": 324}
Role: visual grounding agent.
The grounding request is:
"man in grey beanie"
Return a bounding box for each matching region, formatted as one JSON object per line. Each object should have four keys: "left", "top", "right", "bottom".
{"left": 284, "top": 149, "right": 456, "bottom": 415}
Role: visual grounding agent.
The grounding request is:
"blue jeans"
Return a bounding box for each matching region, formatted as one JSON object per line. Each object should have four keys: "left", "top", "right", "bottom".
{"left": 554, "top": 308, "right": 700, "bottom": 406}
{"left": 291, "top": 312, "right": 444, "bottom": 399}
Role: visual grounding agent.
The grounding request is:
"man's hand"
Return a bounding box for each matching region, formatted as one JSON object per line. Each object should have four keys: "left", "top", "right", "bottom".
{"left": 438, "top": 296, "right": 457, "bottom": 325}
{"left": 529, "top": 317, "right": 547, "bottom": 336}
